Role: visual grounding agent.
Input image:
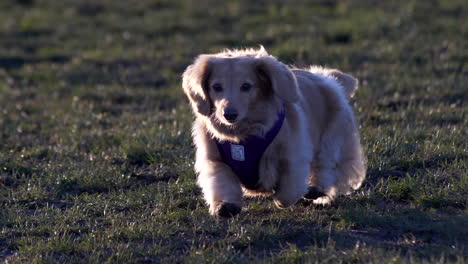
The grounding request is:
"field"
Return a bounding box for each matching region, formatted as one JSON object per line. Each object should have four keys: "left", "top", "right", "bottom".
{"left": 0, "top": 0, "right": 467, "bottom": 263}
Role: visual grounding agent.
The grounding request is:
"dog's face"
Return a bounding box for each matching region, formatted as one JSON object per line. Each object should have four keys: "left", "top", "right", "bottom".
{"left": 182, "top": 49, "right": 301, "bottom": 137}
{"left": 207, "top": 58, "right": 261, "bottom": 125}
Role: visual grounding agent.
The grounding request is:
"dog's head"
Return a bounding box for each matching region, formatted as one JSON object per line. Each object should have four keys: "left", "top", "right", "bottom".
{"left": 182, "top": 48, "right": 300, "bottom": 128}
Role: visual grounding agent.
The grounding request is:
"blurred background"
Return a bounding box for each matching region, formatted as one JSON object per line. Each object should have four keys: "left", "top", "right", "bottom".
{"left": 1, "top": 0, "right": 466, "bottom": 93}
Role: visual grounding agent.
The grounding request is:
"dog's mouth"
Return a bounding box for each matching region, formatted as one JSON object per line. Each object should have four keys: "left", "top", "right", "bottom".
{"left": 211, "top": 114, "right": 239, "bottom": 128}
{"left": 208, "top": 112, "right": 269, "bottom": 140}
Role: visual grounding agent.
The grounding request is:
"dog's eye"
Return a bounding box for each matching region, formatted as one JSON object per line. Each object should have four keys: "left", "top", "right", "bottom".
{"left": 212, "top": 83, "right": 223, "bottom": 92}
{"left": 240, "top": 83, "right": 252, "bottom": 92}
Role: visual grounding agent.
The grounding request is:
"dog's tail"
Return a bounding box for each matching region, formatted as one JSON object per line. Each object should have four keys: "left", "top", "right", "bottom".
{"left": 309, "top": 67, "right": 358, "bottom": 99}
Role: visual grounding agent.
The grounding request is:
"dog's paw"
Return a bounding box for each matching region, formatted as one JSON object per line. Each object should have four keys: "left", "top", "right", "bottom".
{"left": 216, "top": 202, "right": 241, "bottom": 218}
{"left": 312, "top": 196, "right": 333, "bottom": 205}
{"left": 303, "top": 186, "right": 327, "bottom": 200}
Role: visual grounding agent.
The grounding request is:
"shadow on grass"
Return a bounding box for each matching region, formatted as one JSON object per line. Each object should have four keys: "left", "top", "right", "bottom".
{"left": 0, "top": 28, "right": 52, "bottom": 39}
{"left": 334, "top": 206, "right": 467, "bottom": 260}
{"left": 55, "top": 170, "right": 177, "bottom": 198}
{"left": 237, "top": 206, "right": 467, "bottom": 261}
{"left": 65, "top": 59, "right": 167, "bottom": 88}
{"left": 366, "top": 154, "right": 466, "bottom": 183}
{"left": 0, "top": 55, "right": 69, "bottom": 70}
{"left": 377, "top": 91, "right": 466, "bottom": 111}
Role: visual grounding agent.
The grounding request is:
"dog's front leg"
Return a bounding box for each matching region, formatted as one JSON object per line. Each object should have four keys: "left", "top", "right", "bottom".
{"left": 273, "top": 159, "right": 309, "bottom": 208}
{"left": 192, "top": 121, "right": 243, "bottom": 217}
{"left": 196, "top": 160, "right": 243, "bottom": 217}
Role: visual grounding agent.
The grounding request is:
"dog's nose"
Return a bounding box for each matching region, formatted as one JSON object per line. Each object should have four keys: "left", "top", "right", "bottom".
{"left": 223, "top": 108, "right": 238, "bottom": 123}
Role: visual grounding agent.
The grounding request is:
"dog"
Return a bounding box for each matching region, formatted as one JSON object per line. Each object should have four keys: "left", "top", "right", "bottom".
{"left": 182, "top": 47, "right": 366, "bottom": 217}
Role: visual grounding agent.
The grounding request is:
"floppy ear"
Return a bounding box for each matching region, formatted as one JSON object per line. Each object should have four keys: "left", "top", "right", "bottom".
{"left": 182, "top": 55, "right": 212, "bottom": 116}
{"left": 329, "top": 70, "right": 358, "bottom": 99}
{"left": 255, "top": 56, "right": 300, "bottom": 103}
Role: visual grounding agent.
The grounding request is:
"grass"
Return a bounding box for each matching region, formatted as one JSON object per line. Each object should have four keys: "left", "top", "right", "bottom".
{"left": 0, "top": 0, "right": 467, "bottom": 263}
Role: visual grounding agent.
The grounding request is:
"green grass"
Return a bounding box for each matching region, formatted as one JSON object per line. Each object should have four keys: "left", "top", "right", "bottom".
{"left": 1, "top": 0, "right": 467, "bottom": 263}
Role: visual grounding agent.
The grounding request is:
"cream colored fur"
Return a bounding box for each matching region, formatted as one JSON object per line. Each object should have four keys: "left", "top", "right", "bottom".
{"left": 183, "top": 47, "right": 366, "bottom": 215}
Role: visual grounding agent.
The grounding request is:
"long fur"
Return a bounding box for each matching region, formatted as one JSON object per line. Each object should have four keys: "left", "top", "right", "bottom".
{"left": 183, "top": 47, "right": 366, "bottom": 215}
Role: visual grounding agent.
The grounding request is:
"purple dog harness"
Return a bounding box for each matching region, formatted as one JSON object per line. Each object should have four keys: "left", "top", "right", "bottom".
{"left": 215, "top": 106, "right": 285, "bottom": 190}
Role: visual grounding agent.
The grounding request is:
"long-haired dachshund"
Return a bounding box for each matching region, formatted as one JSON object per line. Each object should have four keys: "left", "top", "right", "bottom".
{"left": 182, "top": 47, "right": 366, "bottom": 217}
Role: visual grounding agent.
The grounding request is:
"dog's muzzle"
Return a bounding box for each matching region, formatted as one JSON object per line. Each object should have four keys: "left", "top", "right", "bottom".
{"left": 223, "top": 108, "right": 238, "bottom": 123}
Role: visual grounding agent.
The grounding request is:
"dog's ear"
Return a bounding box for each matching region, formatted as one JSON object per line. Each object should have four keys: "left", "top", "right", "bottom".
{"left": 182, "top": 55, "right": 212, "bottom": 116}
{"left": 329, "top": 70, "right": 358, "bottom": 99}
{"left": 255, "top": 56, "right": 300, "bottom": 103}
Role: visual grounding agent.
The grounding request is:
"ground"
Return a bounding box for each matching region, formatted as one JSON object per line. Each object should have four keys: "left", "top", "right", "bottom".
{"left": 0, "top": 0, "right": 467, "bottom": 263}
